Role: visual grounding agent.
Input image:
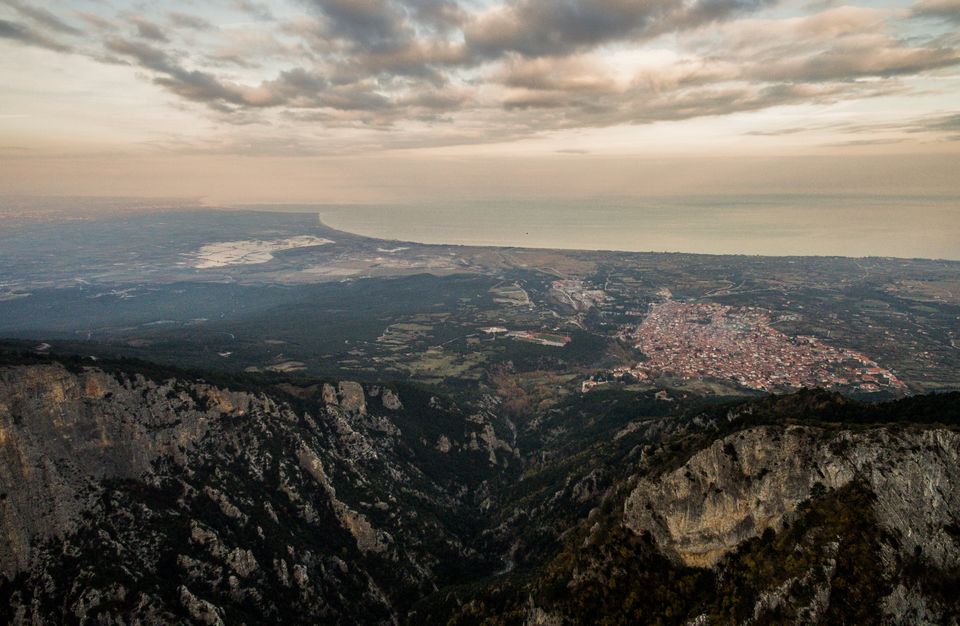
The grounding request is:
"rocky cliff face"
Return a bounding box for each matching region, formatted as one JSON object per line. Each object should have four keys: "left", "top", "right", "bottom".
{"left": 619, "top": 424, "right": 960, "bottom": 623}
{"left": 0, "top": 363, "right": 261, "bottom": 578}
{"left": 436, "top": 391, "right": 960, "bottom": 626}
{"left": 0, "top": 360, "right": 508, "bottom": 625}
{"left": 625, "top": 425, "right": 960, "bottom": 569}
{"left": 1, "top": 356, "right": 958, "bottom": 625}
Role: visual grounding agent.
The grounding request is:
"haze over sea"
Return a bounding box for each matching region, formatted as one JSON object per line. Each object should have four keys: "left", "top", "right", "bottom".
{"left": 242, "top": 195, "right": 960, "bottom": 261}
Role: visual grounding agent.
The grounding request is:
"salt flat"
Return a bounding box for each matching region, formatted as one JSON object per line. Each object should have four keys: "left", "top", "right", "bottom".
{"left": 190, "top": 236, "right": 333, "bottom": 268}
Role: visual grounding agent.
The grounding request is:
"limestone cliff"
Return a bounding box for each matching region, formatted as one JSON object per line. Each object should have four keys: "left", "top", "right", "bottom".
{"left": 625, "top": 425, "right": 960, "bottom": 569}
{"left": 2, "top": 355, "right": 958, "bottom": 625}
{"left": 0, "top": 360, "right": 498, "bottom": 625}
{"left": 0, "top": 363, "right": 265, "bottom": 578}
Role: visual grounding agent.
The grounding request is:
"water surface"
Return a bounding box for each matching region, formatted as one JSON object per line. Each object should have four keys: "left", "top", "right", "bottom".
{"left": 240, "top": 195, "right": 960, "bottom": 260}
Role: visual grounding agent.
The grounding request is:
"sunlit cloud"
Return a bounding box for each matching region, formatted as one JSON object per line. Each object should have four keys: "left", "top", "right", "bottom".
{"left": 0, "top": 0, "right": 957, "bottom": 162}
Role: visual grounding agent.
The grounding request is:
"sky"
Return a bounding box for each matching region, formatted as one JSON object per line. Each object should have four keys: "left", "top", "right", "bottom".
{"left": 0, "top": 0, "right": 958, "bottom": 203}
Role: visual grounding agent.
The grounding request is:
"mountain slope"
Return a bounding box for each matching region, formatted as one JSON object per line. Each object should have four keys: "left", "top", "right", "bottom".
{"left": 440, "top": 393, "right": 960, "bottom": 625}
{"left": 1, "top": 352, "right": 958, "bottom": 625}
{"left": 0, "top": 356, "right": 516, "bottom": 624}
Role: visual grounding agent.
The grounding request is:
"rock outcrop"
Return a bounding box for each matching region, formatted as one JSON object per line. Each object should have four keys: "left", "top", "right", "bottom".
{"left": 0, "top": 363, "right": 264, "bottom": 578}
{"left": 624, "top": 425, "right": 960, "bottom": 569}
{"left": 336, "top": 381, "right": 366, "bottom": 415}
{"left": 0, "top": 360, "right": 495, "bottom": 625}
{"left": 382, "top": 388, "right": 403, "bottom": 411}
{"left": 2, "top": 355, "right": 959, "bottom": 625}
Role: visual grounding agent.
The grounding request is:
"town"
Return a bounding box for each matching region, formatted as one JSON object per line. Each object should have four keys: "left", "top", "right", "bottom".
{"left": 586, "top": 300, "right": 907, "bottom": 394}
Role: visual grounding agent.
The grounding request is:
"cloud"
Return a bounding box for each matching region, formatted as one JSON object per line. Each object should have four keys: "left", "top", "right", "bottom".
{"left": 104, "top": 35, "right": 403, "bottom": 120}
{"left": 481, "top": 7, "right": 954, "bottom": 130}
{"left": 0, "top": 19, "right": 71, "bottom": 52}
{"left": 306, "top": 0, "right": 410, "bottom": 50}
{"left": 104, "top": 37, "right": 283, "bottom": 109}
{"left": 496, "top": 56, "right": 621, "bottom": 94}
{"left": 1, "top": 1, "right": 958, "bottom": 153}
{"left": 464, "top": 0, "right": 777, "bottom": 59}
{"left": 206, "top": 29, "right": 305, "bottom": 67}
{"left": 168, "top": 12, "right": 214, "bottom": 31}
{"left": 402, "top": 0, "right": 466, "bottom": 32}
{"left": 916, "top": 112, "right": 960, "bottom": 132}
{"left": 912, "top": 0, "right": 960, "bottom": 22}
{"left": 296, "top": 1, "right": 469, "bottom": 81}
{"left": 5, "top": 1, "right": 82, "bottom": 36}
{"left": 75, "top": 12, "right": 115, "bottom": 32}
{"left": 825, "top": 137, "right": 909, "bottom": 147}
{"left": 695, "top": 7, "right": 960, "bottom": 83}
{"left": 233, "top": 0, "right": 275, "bottom": 21}
{"left": 130, "top": 17, "right": 169, "bottom": 42}
{"left": 742, "top": 110, "right": 960, "bottom": 144}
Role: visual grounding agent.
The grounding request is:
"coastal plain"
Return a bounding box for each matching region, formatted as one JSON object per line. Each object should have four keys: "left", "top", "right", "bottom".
{"left": 1, "top": 205, "right": 957, "bottom": 400}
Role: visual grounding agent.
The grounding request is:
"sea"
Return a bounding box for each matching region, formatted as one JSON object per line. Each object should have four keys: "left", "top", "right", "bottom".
{"left": 240, "top": 194, "right": 960, "bottom": 260}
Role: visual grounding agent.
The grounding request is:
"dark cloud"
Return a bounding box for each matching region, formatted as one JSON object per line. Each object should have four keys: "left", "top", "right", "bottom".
{"left": 5, "top": 1, "right": 82, "bottom": 36}
{"left": 103, "top": 35, "right": 399, "bottom": 119}
{"left": 465, "top": 0, "right": 776, "bottom": 59}
{"left": 233, "top": 0, "right": 275, "bottom": 21}
{"left": 85, "top": 1, "right": 960, "bottom": 146}
{"left": 302, "top": 0, "right": 468, "bottom": 80}
{"left": 400, "top": 87, "right": 468, "bottom": 111}
{"left": 401, "top": 0, "right": 466, "bottom": 31}
{"left": 168, "top": 12, "right": 214, "bottom": 31}
{"left": 0, "top": 18, "right": 71, "bottom": 51}
{"left": 130, "top": 17, "right": 169, "bottom": 42}
{"left": 304, "top": 0, "right": 465, "bottom": 51}
{"left": 105, "top": 37, "right": 269, "bottom": 108}
{"left": 340, "top": 40, "right": 465, "bottom": 83}
{"left": 307, "top": 0, "right": 410, "bottom": 50}
{"left": 916, "top": 112, "right": 960, "bottom": 132}
{"left": 912, "top": 0, "right": 960, "bottom": 23}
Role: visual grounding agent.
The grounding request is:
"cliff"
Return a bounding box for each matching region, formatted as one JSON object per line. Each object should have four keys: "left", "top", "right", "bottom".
{"left": 1, "top": 355, "right": 958, "bottom": 625}
{"left": 0, "top": 359, "right": 510, "bottom": 624}
{"left": 625, "top": 425, "right": 960, "bottom": 570}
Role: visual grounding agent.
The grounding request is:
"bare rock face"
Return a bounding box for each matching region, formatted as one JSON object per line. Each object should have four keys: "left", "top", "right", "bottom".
{"left": 382, "top": 388, "right": 403, "bottom": 411}
{"left": 321, "top": 383, "right": 338, "bottom": 405}
{"left": 179, "top": 585, "right": 225, "bottom": 626}
{"left": 337, "top": 381, "right": 367, "bottom": 415}
{"left": 297, "top": 446, "right": 388, "bottom": 554}
{"left": 465, "top": 409, "right": 518, "bottom": 466}
{"left": 0, "top": 363, "right": 260, "bottom": 578}
{"left": 624, "top": 425, "right": 960, "bottom": 569}
{"left": 0, "top": 361, "right": 490, "bottom": 625}
{"left": 7, "top": 355, "right": 955, "bottom": 625}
